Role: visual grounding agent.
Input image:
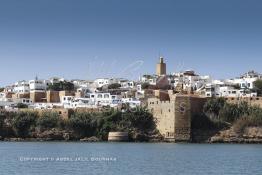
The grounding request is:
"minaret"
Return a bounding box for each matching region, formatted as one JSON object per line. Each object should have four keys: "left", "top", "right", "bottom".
{"left": 156, "top": 57, "right": 166, "bottom": 76}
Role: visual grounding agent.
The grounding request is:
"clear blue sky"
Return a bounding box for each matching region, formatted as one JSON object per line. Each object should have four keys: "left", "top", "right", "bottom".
{"left": 0, "top": 0, "right": 262, "bottom": 86}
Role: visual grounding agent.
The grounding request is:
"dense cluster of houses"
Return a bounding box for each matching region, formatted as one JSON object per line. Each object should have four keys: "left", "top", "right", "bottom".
{"left": 0, "top": 57, "right": 261, "bottom": 111}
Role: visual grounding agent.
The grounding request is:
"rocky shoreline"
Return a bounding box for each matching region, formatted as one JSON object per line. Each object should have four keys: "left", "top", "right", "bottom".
{"left": 1, "top": 127, "right": 262, "bottom": 143}
{"left": 192, "top": 126, "right": 262, "bottom": 144}
{"left": 0, "top": 128, "right": 164, "bottom": 143}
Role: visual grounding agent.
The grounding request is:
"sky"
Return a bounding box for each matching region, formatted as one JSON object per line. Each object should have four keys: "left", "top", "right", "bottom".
{"left": 0, "top": 0, "right": 262, "bottom": 86}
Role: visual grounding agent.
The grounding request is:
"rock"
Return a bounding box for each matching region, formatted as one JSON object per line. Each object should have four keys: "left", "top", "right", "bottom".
{"left": 80, "top": 136, "right": 100, "bottom": 142}
{"left": 209, "top": 136, "right": 224, "bottom": 143}
{"left": 36, "top": 128, "right": 65, "bottom": 141}
{"left": 5, "top": 138, "right": 25, "bottom": 142}
{"left": 63, "top": 133, "right": 70, "bottom": 141}
{"left": 130, "top": 132, "right": 149, "bottom": 142}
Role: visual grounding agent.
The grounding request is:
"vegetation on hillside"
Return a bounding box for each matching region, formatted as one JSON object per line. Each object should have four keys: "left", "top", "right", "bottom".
{"left": 141, "top": 83, "right": 150, "bottom": 89}
{"left": 202, "top": 98, "right": 262, "bottom": 133}
{"left": 16, "top": 103, "right": 29, "bottom": 109}
{"left": 108, "top": 83, "right": 121, "bottom": 89}
{"left": 254, "top": 79, "right": 262, "bottom": 96}
{"left": 0, "top": 108, "right": 157, "bottom": 140}
{"left": 47, "top": 81, "right": 74, "bottom": 91}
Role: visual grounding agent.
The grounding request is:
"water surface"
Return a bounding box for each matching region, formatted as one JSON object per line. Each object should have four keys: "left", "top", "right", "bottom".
{"left": 0, "top": 142, "right": 261, "bottom": 175}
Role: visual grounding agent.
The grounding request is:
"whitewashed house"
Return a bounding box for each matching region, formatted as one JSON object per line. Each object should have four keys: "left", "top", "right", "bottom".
{"left": 14, "top": 81, "right": 30, "bottom": 94}
{"left": 122, "top": 98, "right": 141, "bottom": 108}
{"left": 94, "top": 78, "right": 111, "bottom": 88}
{"left": 140, "top": 75, "right": 157, "bottom": 85}
{"left": 29, "top": 79, "right": 50, "bottom": 91}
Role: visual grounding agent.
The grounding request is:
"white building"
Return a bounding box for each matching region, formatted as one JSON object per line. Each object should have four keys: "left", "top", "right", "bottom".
{"left": 29, "top": 79, "right": 50, "bottom": 91}
{"left": 14, "top": 81, "right": 30, "bottom": 94}
{"left": 119, "top": 80, "right": 135, "bottom": 89}
{"left": 93, "top": 78, "right": 112, "bottom": 88}
{"left": 226, "top": 70, "right": 262, "bottom": 90}
{"left": 172, "top": 70, "right": 211, "bottom": 91}
{"left": 122, "top": 98, "right": 141, "bottom": 108}
{"left": 204, "top": 83, "right": 257, "bottom": 98}
{"left": 85, "top": 92, "right": 121, "bottom": 107}
{"left": 140, "top": 75, "right": 157, "bottom": 85}
{"left": 61, "top": 92, "right": 122, "bottom": 109}
{"left": 4, "top": 86, "right": 15, "bottom": 93}
{"left": 216, "top": 86, "right": 257, "bottom": 97}
{"left": 14, "top": 98, "right": 33, "bottom": 105}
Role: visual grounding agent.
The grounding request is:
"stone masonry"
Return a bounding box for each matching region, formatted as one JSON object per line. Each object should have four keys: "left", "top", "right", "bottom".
{"left": 148, "top": 92, "right": 206, "bottom": 142}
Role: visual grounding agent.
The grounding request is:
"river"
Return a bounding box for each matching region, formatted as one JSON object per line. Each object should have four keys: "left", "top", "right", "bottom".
{"left": 0, "top": 142, "right": 261, "bottom": 175}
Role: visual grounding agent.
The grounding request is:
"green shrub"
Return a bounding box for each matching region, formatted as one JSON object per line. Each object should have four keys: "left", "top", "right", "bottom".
{"left": 37, "top": 112, "right": 60, "bottom": 130}
{"left": 141, "top": 83, "right": 150, "bottom": 90}
{"left": 108, "top": 83, "right": 121, "bottom": 89}
{"left": 68, "top": 112, "right": 98, "bottom": 137}
{"left": 12, "top": 112, "right": 37, "bottom": 137}
{"left": 0, "top": 113, "right": 5, "bottom": 130}
{"left": 253, "top": 80, "right": 262, "bottom": 96}
{"left": 219, "top": 103, "right": 241, "bottom": 123}
{"left": 203, "top": 97, "right": 226, "bottom": 119}
{"left": 16, "top": 103, "right": 28, "bottom": 109}
{"left": 47, "top": 81, "right": 74, "bottom": 91}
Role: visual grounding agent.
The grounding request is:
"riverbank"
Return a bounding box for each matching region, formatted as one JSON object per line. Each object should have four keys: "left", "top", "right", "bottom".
{"left": 192, "top": 126, "right": 262, "bottom": 144}
{"left": 1, "top": 126, "right": 262, "bottom": 143}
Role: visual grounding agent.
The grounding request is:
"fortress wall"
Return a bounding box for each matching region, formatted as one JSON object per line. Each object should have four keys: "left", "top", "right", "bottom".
{"left": 148, "top": 95, "right": 207, "bottom": 142}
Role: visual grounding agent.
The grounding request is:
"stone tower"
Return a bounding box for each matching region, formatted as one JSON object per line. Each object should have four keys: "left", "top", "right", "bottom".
{"left": 156, "top": 57, "right": 166, "bottom": 76}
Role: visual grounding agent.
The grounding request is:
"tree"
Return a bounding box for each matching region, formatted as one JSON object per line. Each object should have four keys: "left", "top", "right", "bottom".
{"left": 12, "top": 112, "right": 37, "bottom": 137}
{"left": 141, "top": 83, "right": 150, "bottom": 90}
{"left": 37, "top": 112, "right": 60, "bottom": 130}
{"left": 0, "top": 88, "right": 4, "bottom": 92}
{"left": 203, "top": 97, "right": 226, "bottom": 120}
{"left": 68, "top": 112, "right": 98, "bottom": 137}
{"left": 16, "top": 103, "right": 28, "bottom": 109}
{"left": 253, "top": 80, "right": 262, "bottom": 96}
{"left": 47, "top": 81, "right": 74, "bottom": 91}
{"left": 0, "top": 113, "right": 5, "bottom": 131}
{"left": 108, "top": 83, "right": 121, "bottom": 89}
{"left": 219, "top": 103, "right": 242, "bottom": 123}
